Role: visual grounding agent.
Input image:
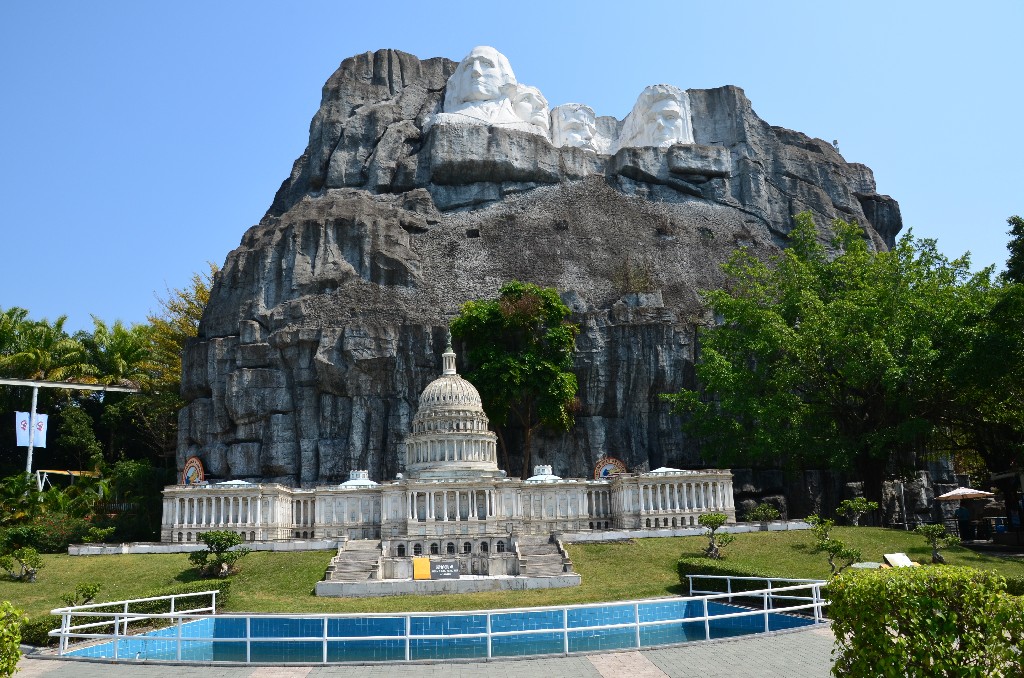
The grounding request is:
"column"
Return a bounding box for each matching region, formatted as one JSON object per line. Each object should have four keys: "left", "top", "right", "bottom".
{"left": 455, "top": 491, "right": 461, "bottom": 520}
{"left": 256, "top": 496, "right": 262, "bottom": 526}
{"left": 443, "top": 492, "right": 449, "bottom": 521}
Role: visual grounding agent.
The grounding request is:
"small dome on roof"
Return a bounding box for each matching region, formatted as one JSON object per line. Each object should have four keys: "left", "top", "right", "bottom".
{"left": 340, "top": 470, "right": 378, "bottom": 488}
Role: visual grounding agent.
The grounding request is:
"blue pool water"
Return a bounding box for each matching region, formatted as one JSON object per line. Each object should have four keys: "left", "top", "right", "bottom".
{"left": 66, "top": 599, "right": 816, "bottom": 663}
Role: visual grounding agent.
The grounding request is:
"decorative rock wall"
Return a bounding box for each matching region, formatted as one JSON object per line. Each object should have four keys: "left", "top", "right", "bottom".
{"left": 180, "top": 48, "right": 904, "bottom": 492}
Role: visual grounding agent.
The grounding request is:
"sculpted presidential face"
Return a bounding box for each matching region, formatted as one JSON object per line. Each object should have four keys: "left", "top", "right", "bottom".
{"left": 615, "top": 84, "right": 694, "bottom": 151}
{"left": 444, "top": 46, "right": 516, "bottom": 110}
{"left": 552, "top": 104, "right": 598, "bottom": 152}
{"left": 512, "top": 85, "right": 550, "bottom": 130}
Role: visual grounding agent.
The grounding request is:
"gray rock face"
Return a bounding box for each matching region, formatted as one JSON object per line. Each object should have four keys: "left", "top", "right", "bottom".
{"left": 181, "top": 49, "right": 903, "bottom": 487}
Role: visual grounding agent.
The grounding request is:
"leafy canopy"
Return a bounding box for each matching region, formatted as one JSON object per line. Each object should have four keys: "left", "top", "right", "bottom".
{"left": 451, "top": 281, "right": 579, "bottom": 478}
{"left": 663, "top": 213, "right": 996, "bottom": 504}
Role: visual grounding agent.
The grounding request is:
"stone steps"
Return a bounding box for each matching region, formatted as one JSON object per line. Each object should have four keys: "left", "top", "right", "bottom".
{"left": 324, "top": 540, "right": 380, "bottom": 581}
{"left": 518, "top": 537, "right": 572, "bottom": 577}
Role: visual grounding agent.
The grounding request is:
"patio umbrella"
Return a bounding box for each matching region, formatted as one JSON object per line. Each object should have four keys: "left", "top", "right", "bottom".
{"left": 935, "top": 487, "right": 995, "bottom": 501}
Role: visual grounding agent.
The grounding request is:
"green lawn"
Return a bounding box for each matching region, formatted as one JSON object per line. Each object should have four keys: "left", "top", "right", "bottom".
{"left": 2, "top": 528, "right": 1021, "bottom": 620}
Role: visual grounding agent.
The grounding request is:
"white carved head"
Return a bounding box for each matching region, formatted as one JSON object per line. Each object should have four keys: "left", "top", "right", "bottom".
{"left": 443, "top": 46, "right": 517, "bottom": 111}
{"left": 616, "top": 84, "right": 694, "bottom": 151}
{"left": 551, "top": 104, "right": 599, "bottom": 152}
{"left": 512, "top": 85, "right": 550, "bottom": 132}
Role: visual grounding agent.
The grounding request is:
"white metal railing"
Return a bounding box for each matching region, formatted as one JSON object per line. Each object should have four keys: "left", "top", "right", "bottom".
{"left": 49, "top": 579, "right": 825, "bottom": 663}
{"left": 50, "top": 590, "right": 218, "bottom": 657}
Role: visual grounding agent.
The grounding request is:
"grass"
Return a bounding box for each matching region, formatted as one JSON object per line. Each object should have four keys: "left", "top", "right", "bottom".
{"left": 2, "top": 528, "right": 1021, "bottom": 620}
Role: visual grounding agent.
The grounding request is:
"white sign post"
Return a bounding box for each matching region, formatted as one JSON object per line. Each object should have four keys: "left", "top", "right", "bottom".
{"left": 1, "top": 378, "right": 139, "bottom": 478}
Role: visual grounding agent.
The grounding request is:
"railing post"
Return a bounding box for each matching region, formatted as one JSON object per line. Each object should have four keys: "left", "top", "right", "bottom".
{"left": 634, "top": 602, "right": 641, "bottom": 649}
{"left": 702, "top": 598, "right": 710, "bottom": 641}
{"left": 246, "top": 616, "right": 251, "bottom": 663}
{"left": 562, "top": 608, "right": 569, "bottom": 655}
{"left": 813, "top": 584, "right": 822, "bottom": 623}
{"left": 112, "top": 613, "right": 120, "bottom": 660}
{"left": 687, "top": 574, "right": 693, "bottom": 596}
{"left": 405, "top": 615, "right": 410, "bottom": 661}
{"left": 123, "top": 601, "right": 130, "bottom": 636}
{"left": 486, "top": 612, "right": 492, "bottom": 659}
{"left": 170, "top": 595, "right": 175, "bottom": 614}
{"left": 58, "top": 612, "right": 69, "bottom": 655}
{"left": 176, "top": 615, "right": 182, "bottom": 661}
{"left": 766, "top": 580, "right": 774, "bottom": 610}
{"left": 727, "top": 577, "right": 732, "bottom": 603}
{"left": 212, "top": 590, "right": 218, "bottom": 614}
{"left": 322, "top": 615, "right": 328, "bottom": 664}
{"left": 763, "top": 589, "right": 770, "bottom": 633}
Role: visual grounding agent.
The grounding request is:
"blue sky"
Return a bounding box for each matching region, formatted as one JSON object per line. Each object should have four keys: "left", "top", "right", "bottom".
{"left": 2, "top": 1, "right": 1021, "bottom": 333}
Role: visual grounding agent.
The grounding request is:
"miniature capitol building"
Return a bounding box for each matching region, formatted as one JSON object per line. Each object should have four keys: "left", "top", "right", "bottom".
{"left": 161, "top": 340, "right": 735, "bottom": 575}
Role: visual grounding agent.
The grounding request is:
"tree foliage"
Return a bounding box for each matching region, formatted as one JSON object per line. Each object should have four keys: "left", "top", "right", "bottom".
{"left": 807, "top": 515, "right": 861, "bottom": 576}
{"left": 914, "top": 523, "right": 961, "bottom": 564}
{"left": 663, "top": 213, "right": 998, "bottom": 508}
{"left": 189, "top": 530, "right": 251, "bottom": 578}
{"left": 697, "top": 512, "right": 734, "bottom": 559}
{"left": 1003, "top": 214, "right": 1024, "bottom": 284}
{"left": 451, "top": 281, "right": 579, "bottom": 478}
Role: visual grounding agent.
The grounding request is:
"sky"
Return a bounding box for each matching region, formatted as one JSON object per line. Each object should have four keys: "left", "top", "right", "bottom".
{"left": 1, "top": 1, "right": 1021, "bottom": 333}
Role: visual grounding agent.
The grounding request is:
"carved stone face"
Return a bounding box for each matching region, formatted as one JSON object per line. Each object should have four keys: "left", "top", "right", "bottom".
{"left": 645, "top": 98, "right": 684, "bottom": 146}
{"left": 615, "top": 84, "right": 694, "bottom": 151}
{"left": 552, "top": 104, "right": 598, "bottom": 151}
{"left": 513, "top": 86, "right": 550, "bottom": 130}
{"left": 447, "top": 46, "right": 515, "bottom": 107}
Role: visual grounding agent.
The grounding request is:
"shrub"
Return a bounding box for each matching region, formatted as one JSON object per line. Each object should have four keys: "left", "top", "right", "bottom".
{"left": 828, "top": 566, "right": 1024, "bottom": 677}
{"left": 697, "top": 513, "right": 734, "bottom": 559}
{"left": 0, "top": 513, "right": 95, "bottom": 553}
{"left": 0, "top": 601, "right": 25, "bottom": 678}
{"left": 806, "top": 515, "right": 860, "bottom": 576}
{"left": 18, "top": 616, "right": 54, "bottom": 647}
{"left": 914, "top": 523, "right": 961, "bottom": 564}
{"left": 1005, "top": 575, "right": 1024, "bottom": 597}
{"left": 744, "top": 503, "right": 780, "bottom": 523}
{"left": 836, "top": 497, "right": 879, "bottom": 526}
{"left": 0, "top": 547, "right": 43, "bottom": 582}
{"left": 189, "top": 531, "right": 251, "bottom": 578}
{"left": 60, "top": 582, "right": 101, "bottom": 608}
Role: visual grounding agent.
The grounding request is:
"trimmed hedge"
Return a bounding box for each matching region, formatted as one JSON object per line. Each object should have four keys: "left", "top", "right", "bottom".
{"left": 20, "top": 579, "right": 231, "bottom": 647}
{"left": 828, "top": 566, "right": 1024, "bottom": 677}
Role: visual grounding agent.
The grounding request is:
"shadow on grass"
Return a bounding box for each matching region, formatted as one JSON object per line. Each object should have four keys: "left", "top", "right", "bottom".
{"left": 173, "top": 568, "right": 203, "bottom": 583}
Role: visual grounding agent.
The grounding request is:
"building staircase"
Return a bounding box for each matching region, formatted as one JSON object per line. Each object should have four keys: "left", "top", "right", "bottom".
{"left": 517, "top": 535, "right": 572, "bottom": 577}
{"left": 323, "top": 539, "right": 381, "bottom": 581}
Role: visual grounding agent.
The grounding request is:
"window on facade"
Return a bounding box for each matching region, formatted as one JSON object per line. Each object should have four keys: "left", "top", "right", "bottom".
{"left": 397, "top": 544, "right": 406, "bottom": 557}
{"left": 496, "top": 540, "right": 505, "bottom": 553}
{"left": 480, "top": 542, "right": 488, "bottom": 553}
{"left": 446, "top": 542, "right": 456, "bottom": 554}
{"left": 463, "top": 542, "right": 472, "bottom": 554}
{"left": 430, "top": 542, "right": 439, "bottom": 555}
{"left": 413, "top": 543, "right": 422, "bottom": 556}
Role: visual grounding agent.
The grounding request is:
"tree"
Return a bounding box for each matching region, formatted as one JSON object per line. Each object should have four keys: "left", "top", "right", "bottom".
{"left": 697, "top": 512, "right": 734, "bottom": 559}
{"left": 836, "top": 497, "right": 879, "bottom": 527}
{"left": 136, "top": 263, "right": 217, "bottom": 460}
{"left": 1003, "top": 215, "right": 1024, "bottom": 284}
{"left": 914, "top": 523, "right": 960, "bottom": 564}
{"left": 806, "top": 515, "right": 860, "bottom": 576}
{"left": 451, "top": 281, "right": 579, "bottom": 479}
{"left": 663, "top": 213, "right": 995, "bottom": 512}
{"left": 189, "top": 530, "right": 250, "bottom": 578}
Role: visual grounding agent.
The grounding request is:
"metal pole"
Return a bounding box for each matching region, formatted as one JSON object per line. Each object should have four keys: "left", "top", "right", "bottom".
{"left": 25, "top": 386, "right": 37, "bottom": 476}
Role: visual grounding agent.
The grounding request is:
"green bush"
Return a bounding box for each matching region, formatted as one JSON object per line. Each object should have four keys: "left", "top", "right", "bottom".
{"left": 828, "top": 566, "right": 1024, "bottom": 677}
{"left": 18, "top": 615, "right": 54, "bottom": 647}
{"left": 1005, "top": 575, "right": 1024, "bottom": 597}
{"left": 744, "top": 503, "right": 781, "bottom": 523}
{"left": 0, "top": 513, "right": 96, "bottom": 553}
{"left": 0, "top": 601, "right": 25, "bottom": 677}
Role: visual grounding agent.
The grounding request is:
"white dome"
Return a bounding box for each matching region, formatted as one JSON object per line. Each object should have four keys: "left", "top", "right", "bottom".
{"left": 418, "top": 374, "right": 483, "bottom": 409}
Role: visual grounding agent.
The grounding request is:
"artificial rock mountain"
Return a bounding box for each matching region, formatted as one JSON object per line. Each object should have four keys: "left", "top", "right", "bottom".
{"left": 179, "top": 48, "right": 904, "bottom": 513}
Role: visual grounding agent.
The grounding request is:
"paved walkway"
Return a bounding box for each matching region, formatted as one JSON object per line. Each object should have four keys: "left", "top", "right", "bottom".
{"left": 17, "top": 625, "right": 835, "bottom": 677}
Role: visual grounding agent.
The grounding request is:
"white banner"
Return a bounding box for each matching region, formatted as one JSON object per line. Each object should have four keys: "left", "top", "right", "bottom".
{"left": 14, "top": 412, "right": 47, "bottom": 448}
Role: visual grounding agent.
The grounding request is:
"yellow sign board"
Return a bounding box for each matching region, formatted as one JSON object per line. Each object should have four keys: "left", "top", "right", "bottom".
{"left": 413, "top": 557, "right": 431, "bottom": 580}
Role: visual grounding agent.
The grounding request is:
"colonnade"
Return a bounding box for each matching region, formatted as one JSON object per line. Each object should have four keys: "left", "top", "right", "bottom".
{"left": 407, "top": 487, "right": 497, "bottom": 521}
{"left": 637, "top": 480, "right": 733, "bottom": 514}
{"left": 408, "top": 437, "right": 495, "bottom": 464}
{"left": 166, "top": 494, "right": 262, "bottom": 528}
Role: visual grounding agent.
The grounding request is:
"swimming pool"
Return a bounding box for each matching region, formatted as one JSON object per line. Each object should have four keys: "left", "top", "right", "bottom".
{"left": 59, "top": 580, "right": 824, "bottom": 664}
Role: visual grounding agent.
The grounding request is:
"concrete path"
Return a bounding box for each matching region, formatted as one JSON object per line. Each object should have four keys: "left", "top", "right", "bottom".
{"left": 17, "top": 625, "right": 835, "bottom": 677}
